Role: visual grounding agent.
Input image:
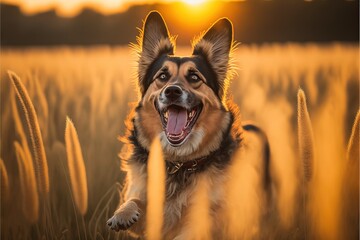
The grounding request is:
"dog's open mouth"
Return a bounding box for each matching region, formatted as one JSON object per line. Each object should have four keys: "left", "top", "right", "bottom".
{"left": 158, "top": 104, "right": 202, "bottom": 146}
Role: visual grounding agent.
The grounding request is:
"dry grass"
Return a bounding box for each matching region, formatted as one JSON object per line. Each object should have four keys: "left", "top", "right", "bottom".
{"left": 14, "top": 141, "right": 39, "bottom": 224}
{"left": 0, "top": 159, "right": 9, "bottom": 203}
{"left": 146, "top": 137, "right": 165, "bottom": 240}
{"left": 347, "top": 110, "right": 359, "bottom": 163}
{"left": 65, "top": 117, "right": 88, "bottom": 216}
{"left": 8, "top": 71, "right": 49, "bottom": 195}
{"left": 186, "top": 176, "right": 212, "bottom": 240}
{"left": 297, "top": 88, "right": 314, "bottom": 182}
{"left": 0, "top": 44, "right": 358, "bottom": 239}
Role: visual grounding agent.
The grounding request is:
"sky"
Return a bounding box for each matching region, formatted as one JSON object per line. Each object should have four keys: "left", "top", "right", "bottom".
{"left": 1, "top": 0, "right": 224, "bottom": 16}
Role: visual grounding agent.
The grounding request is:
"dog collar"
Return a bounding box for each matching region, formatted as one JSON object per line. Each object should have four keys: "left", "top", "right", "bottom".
{"left": 166, "top": 156, "right": 207, "bottom": 175}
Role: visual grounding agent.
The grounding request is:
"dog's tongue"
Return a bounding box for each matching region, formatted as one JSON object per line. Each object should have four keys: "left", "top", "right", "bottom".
{"left": 166, "top": 107, "right": 187, "bottom": 135}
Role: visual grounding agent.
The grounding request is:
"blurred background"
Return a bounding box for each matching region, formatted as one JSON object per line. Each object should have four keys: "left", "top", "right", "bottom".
{"left": 1, "top": 0, "right": 359, "bottom": 46}
{"left": 1, "top": 0, "right": 359, "bottom": 239}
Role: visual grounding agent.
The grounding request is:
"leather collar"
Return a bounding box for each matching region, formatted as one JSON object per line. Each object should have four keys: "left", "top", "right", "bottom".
{"left": 166, "top": 156, "right": 208, "bottom": 175}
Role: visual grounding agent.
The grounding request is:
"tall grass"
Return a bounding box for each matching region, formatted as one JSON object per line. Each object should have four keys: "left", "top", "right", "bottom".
{"left": 297, "top": 88, "right": 314, "bottom": 182}
{"left": 146, "top": 137, "right": 165, "bottom": 240}
{"left": 14, "top": 141, "right": 39, "bottom": 224}
{"left": 225, "top": 144, "right": 263, "bottom": 239}
{"left": 342, "top": 110, "right": 359, "bottom": 240}
{"left": 0, "top": 44, "right": 358, "bottom": 239}
{"left": 0, "top": 159, "right": 9, "bottom": 203}
{"left": 65, "top": 117, "right": 88, "bottom": 216}
{"left": 346, "top": 110, "right": 359, "bottom": 163}
{"left": 8, "top": 71, "right": 49, "bottom": 195}
{"left": 186, "top": 176, "right": 212, "bottom": 240}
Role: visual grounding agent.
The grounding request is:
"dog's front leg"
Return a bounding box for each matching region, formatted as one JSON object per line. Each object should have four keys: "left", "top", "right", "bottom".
{"left": 107, "top": 162, "right": 147, "bottom": 235}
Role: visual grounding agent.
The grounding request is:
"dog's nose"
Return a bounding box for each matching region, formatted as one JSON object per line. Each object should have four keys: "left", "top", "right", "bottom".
{"left": 164, "top": 85, "right": 182, "bottom": 100}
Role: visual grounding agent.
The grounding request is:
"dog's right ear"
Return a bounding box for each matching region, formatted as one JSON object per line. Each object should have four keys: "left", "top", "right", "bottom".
{"left": 137, "top": 11, "right": 174, "bottom": 95}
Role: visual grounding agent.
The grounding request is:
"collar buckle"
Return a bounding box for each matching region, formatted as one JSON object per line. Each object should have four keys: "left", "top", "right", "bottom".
{"left": 166, "top": 159, "right": 200, "bottom": 175}
{"left": 186, "top": 160, "right": 198, "bottom": 172}
{"left": 167, "top": 162, "right": 184, "bottom": 175}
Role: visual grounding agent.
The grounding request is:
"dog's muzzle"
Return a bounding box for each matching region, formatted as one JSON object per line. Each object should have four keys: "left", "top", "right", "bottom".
{"left": 156, "top": 85, "right": 203, "bottom": 147}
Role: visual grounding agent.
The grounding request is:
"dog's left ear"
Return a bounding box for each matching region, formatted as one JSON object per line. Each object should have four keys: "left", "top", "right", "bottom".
{"left": 138, "top": 11, "right": 174, "bottom": 95}
{"left": 192, "top": 18, "right": 233, "bottom": 98}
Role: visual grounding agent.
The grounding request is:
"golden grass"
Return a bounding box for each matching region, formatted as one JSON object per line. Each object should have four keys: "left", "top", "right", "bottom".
{"left": 225, "top": 144, "right": 262, "bottom": 239}
{"left": 8, "top": 71, "right": 49, "bottom": 195}
{"left": 186, "top": 175, "right": 212, "bottom": 240}
{"left": 0, "top": 158, "right": 9, "bottom": 203}
{"left": 14, "top": 141, "right": 39, "bottom": 224}
{"left": 0, "top": 44, "right": 358, "bottom": 239}
{"left": 65, "top": 117, "right": 88, "bottom": 216}
{"left": 11, "top": 90, "right": 35, "bottom": 182}
{"left": 146, "top": 137, "right": 165, "bottom": 240}
{"left": 346, "top": 110, "right": 359, "bottom": 163}
{"left": 297, "top": 89, "right": 314, "bottom": 182}
{"left": 341, "top": 110, "right": 359, "bottom": 239}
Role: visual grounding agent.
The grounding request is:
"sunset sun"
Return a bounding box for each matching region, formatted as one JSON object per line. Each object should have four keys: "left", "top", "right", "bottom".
{"left": 182, "top": 0, "right": 206, "bottom": 6}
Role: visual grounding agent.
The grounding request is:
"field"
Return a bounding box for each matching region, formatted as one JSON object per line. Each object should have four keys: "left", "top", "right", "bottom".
{"left": 1, "top": 44, "right": 359, "bottom": 239}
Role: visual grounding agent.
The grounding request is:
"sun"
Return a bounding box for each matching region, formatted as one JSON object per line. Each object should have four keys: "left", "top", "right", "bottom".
{"left": 182, "top": 0, "right": 206, "bottom": 6}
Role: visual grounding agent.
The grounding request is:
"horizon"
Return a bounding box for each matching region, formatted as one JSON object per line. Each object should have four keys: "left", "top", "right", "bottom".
{"left": 2, "top": 0, "right": 234, "bottom": 17}
{"left": 2, "top": 0, "right": 358, "bottom": 17}
{"left": 1, "top": 0, "right": 358, "bottom": 46}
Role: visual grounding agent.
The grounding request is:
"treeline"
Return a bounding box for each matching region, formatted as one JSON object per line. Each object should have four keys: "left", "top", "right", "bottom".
{"left": 1, "top": 0, "right": 358, "bottom": 46}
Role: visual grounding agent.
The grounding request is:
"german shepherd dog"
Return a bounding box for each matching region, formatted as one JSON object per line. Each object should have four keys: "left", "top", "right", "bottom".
{"left": 107, "top": 11, "right": 271, "bottom": 238}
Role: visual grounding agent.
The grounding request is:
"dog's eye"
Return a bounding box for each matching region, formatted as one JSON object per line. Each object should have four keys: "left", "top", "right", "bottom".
{"left": 188, "top": 73, "right": 201, "bottom": 83}
{"left": 158, "top": 73, "right": 169, "bottom": 81}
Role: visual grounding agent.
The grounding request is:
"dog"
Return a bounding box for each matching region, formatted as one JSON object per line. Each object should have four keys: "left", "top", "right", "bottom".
{"left": 107, "top": 11, "right": 271, "bottom": 239}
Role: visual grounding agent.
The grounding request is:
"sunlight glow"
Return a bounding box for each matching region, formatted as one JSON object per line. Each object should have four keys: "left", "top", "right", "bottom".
{"left": 182, "top": 0, "right": 206, "bottom": 6}
{"left": 168, "top": 1, "right": 222, "bottom": 31}
{"left": 1, "top": 0, "right": 217, "bottom": 16}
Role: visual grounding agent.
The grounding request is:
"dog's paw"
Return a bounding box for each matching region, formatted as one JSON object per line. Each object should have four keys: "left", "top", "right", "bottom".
{"left": 107, "top": 200, "right": 140, "bottom": 232}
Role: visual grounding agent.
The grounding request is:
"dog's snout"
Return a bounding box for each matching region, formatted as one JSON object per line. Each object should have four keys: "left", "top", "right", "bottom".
{"left": 164, "top": 85, "right": 183, "bottom": 100}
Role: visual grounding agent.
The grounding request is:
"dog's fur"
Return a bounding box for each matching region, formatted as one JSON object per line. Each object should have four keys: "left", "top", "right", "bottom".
{"left": 107, "top": 11, "right": 271, "bottom": 239}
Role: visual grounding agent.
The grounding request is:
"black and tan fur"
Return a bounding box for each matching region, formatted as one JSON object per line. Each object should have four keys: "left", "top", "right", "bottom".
{"left": 107, "top": 11, "right": 271, "bottom": 238}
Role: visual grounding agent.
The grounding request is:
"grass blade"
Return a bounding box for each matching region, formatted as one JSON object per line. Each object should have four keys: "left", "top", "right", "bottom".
{"left": 65, "top": 117, "right": 88, "bottom": 215}
{"left": 297, "top": 88, "right": 314, "bottom": 182}
{"left": 187, "top": 176, "right": 212, "bottom": 240}
{"left": 14, "top": 141, "right": 39, "bottom": 224}
{"left": 346, "top": 110, "right": 359, "bottom": 163}
{"left": 146, "top": 137, "right": 165, "bottom": 240}
{"left": 0, "top": 158, "right": 9, "bottom": 203}
{"left": 8, "top": 70, "right": 49, "bottom": 194}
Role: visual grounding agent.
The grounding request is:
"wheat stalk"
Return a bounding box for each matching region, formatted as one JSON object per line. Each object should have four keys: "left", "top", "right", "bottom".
{"left": 65, "top": 117, "right": 88, "bottom": 215}
{"left": 14, "top": 141, "right": 39, "bottom": 224}
{"left": 346, "top": 110, "right": 359, "bottom": 163}
{"left": 1, "top": 158, "right": 9, "bottom": 203}
{"left": 8, "top": 70, "right": 49, "bottom": 194}
{"left": 187, "top": 176, "right": 212, "bottom": 240}
{"left": 11, "top": 90, "right": 28, "bottom": 147}
{"left": 225, "top": 147, "right": 262, "bottom": 239}
{"left": 146, "top": 137, "right": 165, "bottom": 240}
{"left": 33, "top": 75, "right": 49, "bottom": 140}
{"left": 297, "top": 88, "right": 314, "bottom": 182}
{"left": 11, "top": 90, "right": 35, "bottom": 178}
{"left": 34, "top": 76, "right": 49, "bottom": 123}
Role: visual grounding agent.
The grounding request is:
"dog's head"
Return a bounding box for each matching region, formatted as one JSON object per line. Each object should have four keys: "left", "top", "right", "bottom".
{"left": 133, "top": 11, "right": 234, "bottom": 161}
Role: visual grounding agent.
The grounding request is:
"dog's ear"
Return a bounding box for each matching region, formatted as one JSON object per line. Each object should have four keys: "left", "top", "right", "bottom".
{"left": 137, "top": 11, "right": 174, "bottom": 94}
{"left": 192, "top": 18, "right": 233, "bottom": 98}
